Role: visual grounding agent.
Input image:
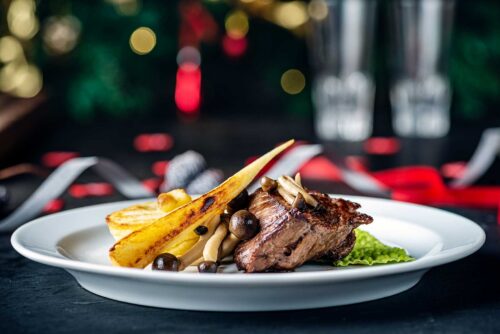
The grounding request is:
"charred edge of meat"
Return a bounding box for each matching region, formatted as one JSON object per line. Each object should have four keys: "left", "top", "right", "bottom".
{"left": 234, "top": 189, "right": 373, "bottom": 273}
{"left": 315, "top": 231, "right": 356, "bottom": 262}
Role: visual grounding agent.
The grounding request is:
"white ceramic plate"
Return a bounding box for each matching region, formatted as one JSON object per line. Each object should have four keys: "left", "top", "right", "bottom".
{"left": 11, "top": 196, "right": 485, "bottom": 311}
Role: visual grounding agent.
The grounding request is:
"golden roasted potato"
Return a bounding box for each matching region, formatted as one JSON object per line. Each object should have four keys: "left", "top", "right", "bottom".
{"left": 157, "top": 189, "right": 192, "bottom": 212}
{"left": 107, "top": 189, "right": 192, "bottom": 241}
{"left": 106, "top": 202, "right": 166, "bottom": 241}
{"left": 109, "top": 139, "right": 294, "bottom": 268}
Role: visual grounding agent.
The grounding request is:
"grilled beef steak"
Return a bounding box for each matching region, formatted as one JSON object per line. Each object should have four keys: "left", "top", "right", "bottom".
{"left": 234, "top": 189, "right": 372, "bottom": 272}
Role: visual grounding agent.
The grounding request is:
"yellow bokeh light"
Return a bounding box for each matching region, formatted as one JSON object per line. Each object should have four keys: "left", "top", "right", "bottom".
{"left": 281, "top": 69, "right": 306, "bottom": 95}
{"left": 0, "top": 62, "right": 42, "bottom": 97}
{"left": 7, "top": 0, "right": 39, "bottom": 40}
{"left": 14, "top": 65, "right": 43, "bottom": 98}
{"left": 129, "top": 27, "right": 156, "bottom": 55}
{"left": 0, "top": 36, "right": 23, "bottom": 63}
{"left": 225, "top": 10, "right": 249, "bottom": 39}
{"left": 274, "top": 1, "right": 308, "bottom": 30}
{"left": 308, "top": 0, "right": 329, "bottom": 21}
{"left": 0, "top": 63, "right": 22, "bottom": 92}
{"left": 109, "top": 0, "right": 141, "bottom": 16}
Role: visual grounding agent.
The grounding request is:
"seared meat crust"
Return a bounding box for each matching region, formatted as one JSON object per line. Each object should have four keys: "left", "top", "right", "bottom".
{"left": 234, "top": 189, "right": 372, "bottom": 272}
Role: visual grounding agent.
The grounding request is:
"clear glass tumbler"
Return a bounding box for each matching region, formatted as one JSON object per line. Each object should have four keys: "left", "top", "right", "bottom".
{"left": 308, "top": 0, "right": 376, "bottom": 141}
{"left": 390, "top": 0, "right": 455, "bottom": 138}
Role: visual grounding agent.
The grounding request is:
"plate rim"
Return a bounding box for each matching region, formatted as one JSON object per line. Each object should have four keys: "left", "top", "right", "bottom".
{"left": 11, "top": 195, "right": 485, "bottom": 286}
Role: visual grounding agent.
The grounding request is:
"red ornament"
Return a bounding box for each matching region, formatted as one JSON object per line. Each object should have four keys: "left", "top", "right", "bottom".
{"left": 363, "top": 137, "right": 401, "bottom": 155}
{"left": 43, "top": 199, "right": 65, "bottom": 213}
{"left": 42, "top": 152, "right": 80, "bottom": 168}
{"left": 133, "top": 133, "right": 174, "bottom": 152}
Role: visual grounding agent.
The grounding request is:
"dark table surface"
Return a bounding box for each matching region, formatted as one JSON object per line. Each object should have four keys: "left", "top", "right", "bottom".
{"left": 1, "top": 117, "right": 500, "bottom": 333}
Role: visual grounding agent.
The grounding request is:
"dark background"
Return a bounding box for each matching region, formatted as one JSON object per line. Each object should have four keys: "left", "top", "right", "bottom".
{"left": 2, "top": 0, "right": 500, "bottom": 142}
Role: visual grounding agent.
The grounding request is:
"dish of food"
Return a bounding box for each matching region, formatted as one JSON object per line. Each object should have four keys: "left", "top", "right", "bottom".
{"left": 11, "top": 141, "right": 485, "bottom": 310}
{"left": 105, "top": 140, "right": 410, "bottom": 274}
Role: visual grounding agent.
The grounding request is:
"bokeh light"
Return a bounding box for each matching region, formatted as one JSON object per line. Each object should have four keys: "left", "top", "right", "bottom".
{"left": 225, "top": 10, "right": 249, "bottom": 39}
{"left": 129, "top": 27, "right": 156, "bottom": 55}
{"left": 7, "top": 0, "right": 39, "bottom": 40}
{"left": 175, "top": 63, "right": 201, "bottom": 114}
{"left": 308, "top": 0, "right": 329, "bottom": 21}
{"left": 43, "top": 16, "right": 81, "bottom": 55}
{"left": 274, "top": 1, "right": 308, "bottom": 30}
{"left": 280, "top": 69, "right": 306, "bottom": 95}
{"left": 222, "top": 35, "right": 248, "bottom": 58}
{"left": 0, "top": 62, "right": 43, "bottom": 98}
{"left": 108, "top": 0, "right": 141, "bottom": 16}
{"left": 176, "top": 46, "right": 201, "bottom": 67}
{"left": 0, "top": 37, "right": 23, "bottom": 63}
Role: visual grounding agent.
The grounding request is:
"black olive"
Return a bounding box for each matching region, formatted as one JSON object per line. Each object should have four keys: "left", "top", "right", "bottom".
{"left": 198, "top": 261, "right": 218, "bottom": 273}
{"left": 194, "top": 225, "right": 208, "bottom": 235}
{"left": 260, "top": 176, "right": 277, "bottom": 192}
{"left": 152, "top": 253, "right": 180, "bottom": 271}
{"left": 292, "top": 193, "right": 307, "bottom": 211}
{"left": 227, "top": 189, "right": 249, "bottom": 211}
{"left": 229, "top": 210, "right": 259, "bottom": 240}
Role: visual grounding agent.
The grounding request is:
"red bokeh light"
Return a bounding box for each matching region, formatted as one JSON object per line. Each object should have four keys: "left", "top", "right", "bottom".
{"left": 43, "top": 199, "right": 65, "bottom": 213}
{"left": 222, "top": 34, "right": 247, "bottom": 58}
{"left": 441, "top": 161, "right": 467, "bottom": 179}
{"left": 345, "top": 156, "right": 369, "bottom": 172}
{"left": 175, "top": 63, "right": 201, "bottom": 114}
{"left": 142, "top": 178, "right": 162, "bottom": 193}
{"left": 363, "top": 137, "right": 401, "bottom": 155}
{"left": 69, "top": 183, "right": 114, "bottom": 198}
{"left": 152, "top": 160, "right": 169, "bottom": 177}
{"left": 133, "top": 133, "right": 174, "bottom": 152}
{"left": 41, "top": 152, "right": 80, "bottom": 168}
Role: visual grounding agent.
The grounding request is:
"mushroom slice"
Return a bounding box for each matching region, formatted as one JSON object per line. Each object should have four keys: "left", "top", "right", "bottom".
{"left": 178, "top": 215, "right": 220, "bottom": 270}
{"left": 277, "top": 185, "right": 295, "bottom": 205}
{"left": 203, "top": 223, "right": 228, "bottom": 262}
{"left": 220, "top": 233, "right": 240, "bottom": 260}
{"left": 277, "top": 175, "right": 318, "bottom": 207}
{"left": 294, "top": 173, "right": 302, "bottom": 187}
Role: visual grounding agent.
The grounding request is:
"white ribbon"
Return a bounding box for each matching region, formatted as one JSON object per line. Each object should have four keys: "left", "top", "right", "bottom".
{"left": 451, "top": 128, "right": 500, "bottom": 188}
{"left": 0, "top": 157, "right": 153, "bottom": 233}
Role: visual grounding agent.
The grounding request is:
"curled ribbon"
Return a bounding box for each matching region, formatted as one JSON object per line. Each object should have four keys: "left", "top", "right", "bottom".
{"left": 0, "top": 157, "right": 153, "bottom": 233}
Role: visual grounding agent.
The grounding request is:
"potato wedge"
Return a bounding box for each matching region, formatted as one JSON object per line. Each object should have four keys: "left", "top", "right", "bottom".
{"left": 109, "top": 139, "right": 294, "bottom": 268}
{"left": 157, "top": 189, "right": 192, "bottom": 213}
{"left": 178, "top": 215, "right": 221, "bottom": 270}
{"left": 106, "top": 190, "right": 193, "bottom": 241}
{"left": 106, "top": 202, "right": 166, "bottom": 240}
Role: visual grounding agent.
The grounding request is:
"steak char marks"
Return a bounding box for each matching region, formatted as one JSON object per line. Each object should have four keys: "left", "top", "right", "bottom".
{"left": 234, "top": 189, "right": 373, "bottom": 272}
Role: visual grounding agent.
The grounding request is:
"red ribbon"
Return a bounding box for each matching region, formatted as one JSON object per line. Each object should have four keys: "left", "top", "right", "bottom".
{"left": 298, "top": 157, "right": 500, "bottom": 223}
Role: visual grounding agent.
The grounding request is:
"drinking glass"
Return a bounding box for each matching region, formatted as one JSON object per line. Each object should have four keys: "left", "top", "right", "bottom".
{"left": 390, "top": 0, "right": 455, "bottom": 138}
{"left": 308, "top": 0, "right": 376, "bottom": 141}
